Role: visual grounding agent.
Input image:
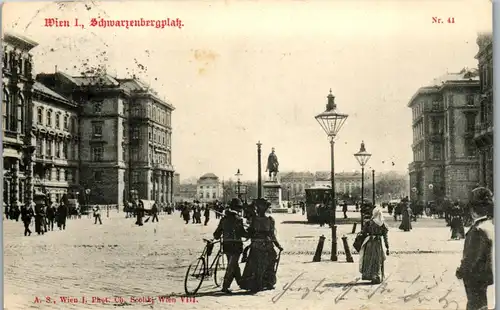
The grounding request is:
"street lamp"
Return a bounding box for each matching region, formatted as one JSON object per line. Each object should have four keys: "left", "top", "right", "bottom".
{"left": 315, "top": 89, "right": 348, "bottom": 262}
{"left": 235, "top": 169, "right": 242, "bottom": 199}
{"left": 354, "top": 141, "right": 371, "bottom": 228}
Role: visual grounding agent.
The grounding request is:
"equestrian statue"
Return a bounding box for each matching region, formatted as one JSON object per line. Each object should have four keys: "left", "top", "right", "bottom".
{"left": 266, "top": 147, "right": 279, "bottom": 182}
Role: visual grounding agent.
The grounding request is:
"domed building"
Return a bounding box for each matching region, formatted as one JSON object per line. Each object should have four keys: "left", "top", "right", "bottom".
{"left": 197, "top": 173, "right": 223, "bottom": 202}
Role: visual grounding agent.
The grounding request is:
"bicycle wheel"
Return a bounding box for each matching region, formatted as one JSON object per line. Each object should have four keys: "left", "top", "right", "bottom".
{"left": 214, "top": 253, "right": 226, "bottom": 287}
{"left": 184, "top": 258, "right": 206, "bottom": 295}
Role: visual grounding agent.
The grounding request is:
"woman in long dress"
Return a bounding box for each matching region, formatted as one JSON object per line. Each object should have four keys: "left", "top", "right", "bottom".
{"left": 359, "top": 207, "right": 390, "bottom": 284}
{"left": 449, "top": 203, "right": 465, "bottom": 240}
{"left": 399, "top": 203, "right": 412, "bottom": 231}
{"left": 240, "top": 199, "right": 283, "bottom": 292}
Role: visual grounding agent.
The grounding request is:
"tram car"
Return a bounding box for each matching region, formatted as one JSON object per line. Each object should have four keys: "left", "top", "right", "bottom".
{"left": 305, "top": 186, "right": 338, "bottom": 223}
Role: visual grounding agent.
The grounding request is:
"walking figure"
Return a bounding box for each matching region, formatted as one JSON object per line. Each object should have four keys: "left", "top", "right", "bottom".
{"left": 46, "top": 204, "right": 56, "bottom": 231}
{"left": 21, "top": 203, "right": 34, "bottom": 236}
{"left": 93, "top": 206, "right": 102, "bottom": 224}
{"left": 151, "top": 203, "right": 159, "bottom": 223}
{"left": 204, "top": 205, "right": 210, "bottom": 226}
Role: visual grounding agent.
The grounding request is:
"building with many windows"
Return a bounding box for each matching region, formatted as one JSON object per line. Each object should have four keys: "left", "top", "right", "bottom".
{"left": 281, "top": 172, "right": 315, "bottom": 200}
{"left": 196, "top": 173, "right": 223, "bottom": 202}
{"left": 475, "top": 33, "right": 493, "bottom": 191}
{"left": 314, "top": 171, "right": 365, "bottom": 194}
{"left": 36, "top": 71, "right": 175, "bottom": 204}
{"left": 3, "top": 32, "right": 38, "bottom": 207}
{"left": 408, "top": 68, "right": 480, "bottom": 203}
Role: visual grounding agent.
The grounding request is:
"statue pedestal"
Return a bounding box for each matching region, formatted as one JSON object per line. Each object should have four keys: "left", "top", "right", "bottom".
{"left": 263, "top": 181, "right": 287, "bottom": 213}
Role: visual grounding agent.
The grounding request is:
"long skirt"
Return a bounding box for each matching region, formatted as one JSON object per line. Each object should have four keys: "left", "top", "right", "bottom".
{"left": 450, "top": 216, "right": 465, "bottom": 239}
{"left": 240, "top": 241, "right": 277, "bottom": 292}
{"left": 359, "top": 236, "right": 385, "bottom": 281}
{"left": 399, "top": 214, "right": 412, "bottom": 231}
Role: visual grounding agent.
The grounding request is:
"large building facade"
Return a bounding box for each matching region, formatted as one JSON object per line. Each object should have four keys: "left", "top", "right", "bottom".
{"left": 475, "top": 33, "right": 493, "bottom": 191}
{"left": 3, "top": 33, "right": 38, "bottom": 207}
{"left": 2, "top": 32, "right": 176, "bottom": 206}
{"left": 196, "top": 173, "right": 223, "bottom": 202}
{"left": 36, "top": 72, "right": 175, "bottom": 204}
{"left": 408, "top": 69, "right": 481, "bottom": 203}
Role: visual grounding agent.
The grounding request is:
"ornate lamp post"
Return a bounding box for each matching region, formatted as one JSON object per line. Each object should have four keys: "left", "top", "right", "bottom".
{"left": 235, "top": 169, "right": 242, "bottom": 199}
{"left": 354, "top": 141, "right": 371, "bottom": 228}
{"left": 315, "top": 89, "right": 348, "bottom": 262}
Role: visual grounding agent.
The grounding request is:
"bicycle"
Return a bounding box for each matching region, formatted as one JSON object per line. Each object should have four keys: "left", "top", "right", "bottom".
{"left": 184, "top": 238, "right": 226, "bottom": 295}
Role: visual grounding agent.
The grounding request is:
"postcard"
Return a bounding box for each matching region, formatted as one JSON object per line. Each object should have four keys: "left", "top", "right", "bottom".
{"left": 1, "top": 0, "right": 494, "bottom": 309}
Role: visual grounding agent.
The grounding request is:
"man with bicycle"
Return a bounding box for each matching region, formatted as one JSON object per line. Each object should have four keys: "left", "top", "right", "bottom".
{"left": 213, "top": 198, "right": 247, "bottom": 294}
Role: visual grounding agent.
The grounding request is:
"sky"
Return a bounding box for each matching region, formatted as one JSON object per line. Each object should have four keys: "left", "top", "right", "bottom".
{"left": 2, "top": 0, "right": 492, "bottom": 181}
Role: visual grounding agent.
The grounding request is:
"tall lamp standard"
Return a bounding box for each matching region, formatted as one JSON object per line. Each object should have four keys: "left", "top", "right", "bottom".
{"left": 315, "top": 89, "right": 348, "bottom": 262}
{"left": 354, "top": 141, "right": 371, "bottom": 228}
{"left": 256, "top": 141, "right": 262, "bottom": 199}
{"left": 235, "top": 169, "right": 242, "bottom": 199}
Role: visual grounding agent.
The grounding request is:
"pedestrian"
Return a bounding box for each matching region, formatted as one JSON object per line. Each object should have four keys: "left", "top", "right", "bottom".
{"left": 342, "top": 202, "right": 348, "bottom": 219}
{"left": 46, "top": 203, "right": 56, "bottom": 231}
{"left": 358, "top": 207, "right": 390, "bottom": 284}
{"left": 181, "top": 205, "right": 190, "bottom": 224}
{"left": 93, "top": 205, "right": 102, "bottom": 225}
{"left": 301, "top": 202, "right": 305, "bottom": 216}
{"left": 56, "top": 202, "right": 68, "bottom": 230}
{"left": 34, "top": 202, "right": 45, "bottom": 235}
{"left": 151, "top": 203, "right": 159, "bottom": 223}
{"left": 456, "top": 187, "right": 494, "bottom": 310}
{"left": 194, "top": 205, "right": 202, "bottom": 224}
{"left": 135, "top": 201, "right": 144, "bottom": 226}
{"left": 203, "top": 205, "right": 210, "bottom": 226}
{"left": 21, "top": 202, "right": 34, "bottom": 236}
{"left": 5, "top": 203, "right": 9, "bottom": 220}
{"left": 213, "top": 198, "right": 247, "bottom": 294}
{"left": 399, "top": 198, "right": 412, "bottom": 232}
{"left": 450, "top": 202, "right": 465, "bottom": 240}
{"left": 240, "top": 198, "right": 283, "bottom": 293}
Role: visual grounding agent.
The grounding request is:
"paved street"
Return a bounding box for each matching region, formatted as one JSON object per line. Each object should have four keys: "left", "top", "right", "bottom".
{"left": 4, "top": 211, "right": 495, "bottom": 310}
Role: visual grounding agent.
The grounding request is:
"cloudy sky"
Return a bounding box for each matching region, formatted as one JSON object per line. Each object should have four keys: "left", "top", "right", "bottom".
{"left": 3, "top": 0, "right": 492, "bottom": 181}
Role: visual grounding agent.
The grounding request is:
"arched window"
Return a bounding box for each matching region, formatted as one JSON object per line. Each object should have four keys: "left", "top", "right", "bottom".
{"left": 432, "top": 170, "right": 442, "bottom": 184}
{"left": 63, "top": 115, "right": 69, "bottom": 130}
{"left": 37, "top": 107, "right": 43, "bottom": 124}
{"left": 18, "top": 94, "right": 24, "bottom": 134}
{"left": 71, "top": 117, "right": 77, "bottom": 133}
{"left": 55, "top": 112, "right": 61, "bottom": 129}
{"left": 46, "top": 110, "right": 52, "bottom": 127}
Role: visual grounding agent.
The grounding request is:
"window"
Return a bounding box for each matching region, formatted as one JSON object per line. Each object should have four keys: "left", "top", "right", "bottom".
{"left": 55, "top": 141, "right": 61, "bottom": 158}
{"left": 94, "top": 171, "right": 103, "bottom": 182}
{"left": 465, "top": 113, "right": 475, "bottom": 132}
{"left": 149, "top": 129, "right": 152, "bottom": 141}
{"left": 432, "top": 144, "right": 441, "bottom": 160}
{"left": 92, "top": 146, "right": 103, "bottom": 161}
{"left": 213, "top": 192, "right": 216, "bottom": 199}
{"left": 465, "top": 138, "right": 476, "bottom": 157}
{"left": 432, "top": 170, "right": 442, "bottom": 183}
{"left": 64, "top": 115, "right": 69, "bottom": 130}
{"left": 200, "top": 186, "right": 204, "bottom": 189}
{"left": 55, "top": 113, "right": 60, "bottom": 129}
{"left": 56, "top": 168, "right": 61, "bottom": 181}
{"left": 64, "top": 169, "right": 69, "bottom": 181}
{"left": 132, "top": 106, "right": 140, "bottom": 116}
{"left": 46, "top": 110, "right": 52, "bottom": 126}
{"left": 45, "top": 167, "right": 51, "bottom": 180}
{"left": 432, "top": 101, "right": 440, "bottom": 111}
{"left": 37, "top": 108, "right": 43, "bottom": 124}
{"left": 46, "top": 140, "right": 52, "bottom": 156}
{"left": 122, "top": 121, "right": 126, "bottom": 139}
{"left": 71, "top": 142, "right": 77, "bottom": 159}
{"left": 92, "top": 122, "right": 103, "bottom": 137}
{"left": 93, "top": 101, "right": 103, "bottom": 113}
{"left": 63, "top": 142, "right": 68, "bottom": 159}
{"left": 466, "top": 94, "right": 475, "bottom": 106}
{"left": 71, "top": 117, "right": 77, "bottom": 133}
{"left": 36, "top": 138, "right": 43, "bottom": 156}
{"left": 132, "top": 128, "right": 139, "bottom": 139}
{"left": 447, "top": 94, "right": 454, "bottom": 106}
{"left": 2, "top": 89, "right": 8, "bottom": 131}
{"left": 131, "top": 171, "right": 139, "bottom": 183}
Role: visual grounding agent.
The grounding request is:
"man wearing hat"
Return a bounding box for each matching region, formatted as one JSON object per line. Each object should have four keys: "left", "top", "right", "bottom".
{"left": 213, "top": 197, "right": 247, "bottom": 293}
{"left": 456, "top": 186, "right": 494, "bottom": 310}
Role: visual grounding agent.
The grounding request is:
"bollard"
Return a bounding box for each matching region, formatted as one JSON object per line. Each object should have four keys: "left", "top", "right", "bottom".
{"left": 313, "top": 235, "right": 326, "bottom": 262}
{"left": 351, "top": 222, "right": 357, "bottom": 234}
{"left": 341, "top": 235, "right": 354, "bottom": 263}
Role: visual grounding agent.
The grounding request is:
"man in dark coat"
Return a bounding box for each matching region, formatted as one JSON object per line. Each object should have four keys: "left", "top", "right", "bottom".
{"left": 46, "top": 203, "right": 56, "bottom": 231}
{"left": 342, "top": 202, "right": 348, "bottom": 219}
{"left": 456, "top": 187, "right": 494, "bottom": 310}
{"left": 135, "top": 201, "right": 144, "bottom": 226}
{"left": 34, "top": 203, "right": 46, "bottom": 235}
{"left": 213, "top": 198, "right": 247, "bottom": 294}
{"left": 56, "top": 203, "right": 68, "bottom": 230}
{"left": 21, "top": 203, "right": 34, "bottom": 236}
{"left": 151, "top": 203, "right": 159, "bottom": 222}
{"left": 203, "top": 205, "right": 210, "bottom": 226}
